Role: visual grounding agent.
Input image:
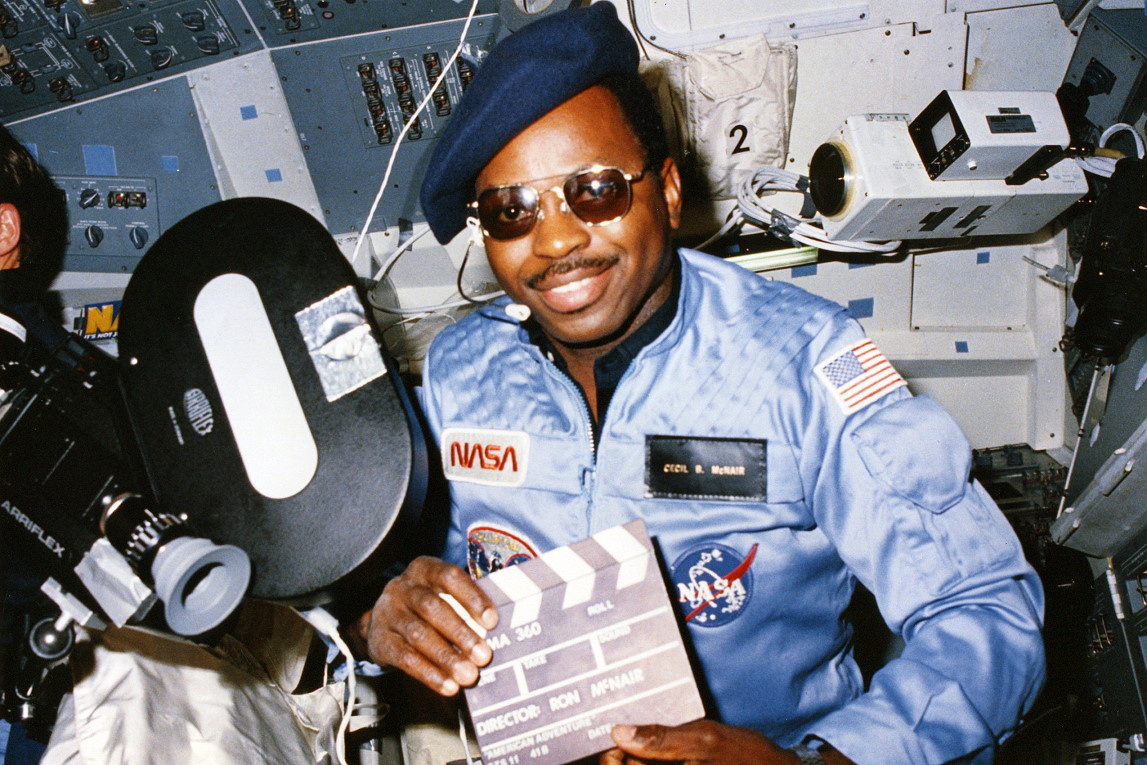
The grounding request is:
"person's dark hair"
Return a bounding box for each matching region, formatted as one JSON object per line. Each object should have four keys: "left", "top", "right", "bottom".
{"left": 0, "top": 123, "right": 67, "bottom": 293}
{"left": 598, "top": 70, "right": 670, "bottom": 172}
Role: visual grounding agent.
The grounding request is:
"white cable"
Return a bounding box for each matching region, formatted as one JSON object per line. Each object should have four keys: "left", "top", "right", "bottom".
{"left": 370, "top": 223, "right": 435, "bottom": 284}
{"left": 350, "top": 0, "right": 483, "bottom": 271}
{"left": 1076, "top": 154, "right": 1117, "bottom": 178}
{"left": 300, "top": 607, "right": 356, "bottom": 765}
{"left": 369, "top": 290, "right": 506, "bottom": 316}
{"left": 708, "top": 167, "right": 901, "bottom": 255}
{"left": 366, "top": 221, "right": 505, "bottom": 315}
{"left": 1076, "top": 122, "right": 1147, "bottom": 178}
{"left": 459, "top": 707, "right": 478, "bottom": 765}
{"left": 1100, "top": 122, "right": 1146, "bottom": 159}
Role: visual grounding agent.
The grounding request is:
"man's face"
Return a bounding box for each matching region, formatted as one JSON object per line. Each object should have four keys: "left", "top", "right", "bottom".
{"left": 474, "top": 85, "right": 682, "bottom": 348}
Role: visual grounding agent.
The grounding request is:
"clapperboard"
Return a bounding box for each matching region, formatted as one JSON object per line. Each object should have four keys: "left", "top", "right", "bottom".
{"left": 461, "top": 519, "right": 705, "bottom": 765}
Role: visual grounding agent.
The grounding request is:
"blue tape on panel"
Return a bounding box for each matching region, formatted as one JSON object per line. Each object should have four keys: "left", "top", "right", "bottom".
{"left": 848, "top": 297, "right": 874, "bottom": 319}
{"left": 83, "top": 145, "right": 118, "bottom": 176}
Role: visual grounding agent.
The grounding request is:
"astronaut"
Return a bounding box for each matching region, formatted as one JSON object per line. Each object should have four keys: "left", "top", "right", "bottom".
{"left": 355, "top": 4, "right": 1046, "bottom": 763}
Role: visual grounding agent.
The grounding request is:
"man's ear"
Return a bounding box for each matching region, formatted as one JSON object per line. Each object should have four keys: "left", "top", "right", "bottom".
{"left": 658, "top": 157, "right": 683, "bottom": 232}
{"left": 0, "top": 203, "right": 22, "bottom": 266}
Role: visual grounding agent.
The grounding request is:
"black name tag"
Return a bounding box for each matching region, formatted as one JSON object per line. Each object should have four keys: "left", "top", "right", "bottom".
{"left": 645, "top": 436, "right": 767, "bottom": 501}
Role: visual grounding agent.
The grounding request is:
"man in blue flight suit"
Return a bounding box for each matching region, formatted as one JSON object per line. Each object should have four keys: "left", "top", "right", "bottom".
{"left": 355, "top": 4, "right": 1046, "bottom": 763}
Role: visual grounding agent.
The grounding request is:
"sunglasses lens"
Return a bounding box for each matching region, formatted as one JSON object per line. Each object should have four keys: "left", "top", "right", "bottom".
{"left": 564, "top": 168, "right": 631, "bottom": 224}
{"left": 475, "top": 168, "right": 637, "bottom": 240}
{"left": 476, "top": 186, "right": 538, "bottom": 240}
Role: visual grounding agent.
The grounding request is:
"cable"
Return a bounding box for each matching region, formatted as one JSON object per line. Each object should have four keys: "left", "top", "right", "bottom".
{"left": 364, "top": 197, "right": 504, "bottom": 317}
{"left": 300, "top": 607, "right": 356, "bottom": 765}
{"left": 1074, "top": 122, "right": 1146, "bottom": 178}
{"left": 698, "top": 166, "right": 902, "bottom": 255}
{"left": 1100, "top": 122, "right": 1146, "bottom": 159}
{"left": 367, "top": 283, "right": 505, "bottom": 316}
{"left": 624, "top": 0, "right": 685, "bottom": 60}
{"left": 1106, "top": 559, "right": 1147, "bottom": 740}
{"left": 350, "top": 0, "right": 484, "bottom": 272}
{"left": 459, "top": 706, "right": 479, "bottom": 765}
{"left": 370, "top": 223, "right": 435, "bottom": 285}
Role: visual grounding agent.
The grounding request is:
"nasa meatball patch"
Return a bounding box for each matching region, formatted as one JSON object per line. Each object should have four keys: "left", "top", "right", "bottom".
{"left": 671, "top": 542, "right": 758, "bottom": 627}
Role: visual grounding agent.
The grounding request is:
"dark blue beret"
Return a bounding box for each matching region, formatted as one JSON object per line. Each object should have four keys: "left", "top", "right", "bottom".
{"left": 420, "top": 1, "right": 639, "bottom": 243}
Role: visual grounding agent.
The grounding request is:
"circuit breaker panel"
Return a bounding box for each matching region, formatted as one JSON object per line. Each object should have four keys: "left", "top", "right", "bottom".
{"left": 272, "top": 17, "right": 497, "bottom": 236}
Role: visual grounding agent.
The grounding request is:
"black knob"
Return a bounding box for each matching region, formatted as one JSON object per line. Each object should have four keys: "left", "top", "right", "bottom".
{"left": 133, "top": 23, "right": 158, "bottom": 45}
{"left": 78, "top": 188, "right": 100, "bottom": 208}
{"left": 180, "top": 10, "right": 205, "bottom": 30}
{"left": 129, "top": 226, "right": 149, "bottom": 250}
{"left": 61, "top": 11, "right": 79, "bottom": 39}
{"left": 149, "top": 48, "right": 173, "bottom": 69}
{"left": 84, "top": 225, "right": 104, "bottom": 248}
{"left": 104, "top": 60, "right": 125, "bottom": 82}
{"left": 195, "top": 34, "right": 219, "bottom": 55}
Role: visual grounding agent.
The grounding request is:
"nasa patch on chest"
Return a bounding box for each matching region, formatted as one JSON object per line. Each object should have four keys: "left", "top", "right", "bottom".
{"left": 442, "top": 427, "right": 529, "bottom": 487}
{"left": 671, "top": 542, "right": 758, "bottom": 627}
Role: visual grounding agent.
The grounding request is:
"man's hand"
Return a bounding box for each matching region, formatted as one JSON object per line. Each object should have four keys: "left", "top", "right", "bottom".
{"left": 599, "top": 720, "right": 854, "bottom": 764}
{"left": 355, "top": 556, "right": 498, "bottom": 696}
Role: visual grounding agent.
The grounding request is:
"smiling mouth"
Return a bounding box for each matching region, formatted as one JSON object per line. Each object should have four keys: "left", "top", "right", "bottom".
{"left": 549, "top": 276, "right": 594, "bottom": 294}
{"left": 529, "top": 256, "right": 619, "bottom": 314}
{"left": 526, "top": 255, "right": 619, "bottom": 292}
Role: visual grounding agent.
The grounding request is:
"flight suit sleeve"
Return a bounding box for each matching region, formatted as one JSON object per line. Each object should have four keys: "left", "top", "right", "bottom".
{"left": 417, "top": 340, "right": 470, "bottom": 571}
{"left": 800, "top": 320, "right": 1046, "bottom": 764}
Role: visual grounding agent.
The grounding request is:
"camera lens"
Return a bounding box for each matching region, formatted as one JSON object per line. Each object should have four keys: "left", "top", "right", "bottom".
{"left": 809, "top": 142, "right": 849, "bottom": 217}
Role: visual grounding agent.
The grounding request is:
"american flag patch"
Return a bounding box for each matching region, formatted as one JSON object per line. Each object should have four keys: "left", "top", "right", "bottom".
{"left": 814, "top": 339, "right": 906, "bottom": 415}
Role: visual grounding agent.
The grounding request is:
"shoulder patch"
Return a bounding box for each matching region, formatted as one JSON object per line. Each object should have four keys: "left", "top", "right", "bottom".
{"left": 442, "top": 427, "right": 529, "bottom": 487}
{"left": 467, "top": 525, "right": 538, "bottom": 579}
{"left": 814, "top": 339, "right": 906, "bottom": 415}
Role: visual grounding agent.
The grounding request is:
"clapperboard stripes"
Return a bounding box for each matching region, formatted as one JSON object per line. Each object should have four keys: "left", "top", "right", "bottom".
{"left": 463, "top": 519, "right": 705, "bottom": 765}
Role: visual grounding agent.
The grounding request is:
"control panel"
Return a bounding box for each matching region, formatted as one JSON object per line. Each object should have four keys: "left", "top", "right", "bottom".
{"left": 1084, "top": 525, "right": 1147, "bottom": 747}
{"left": 273, "top": 16, "right": 499, "bottom": 235}
{"left": 56, "top": 175, "right": 159, "bottom": 272}
{"left": 11, "top": 75, "right": 221, "bottom": 272}
{"left": 0, "top": 0, "right": 258, "bottom": 121}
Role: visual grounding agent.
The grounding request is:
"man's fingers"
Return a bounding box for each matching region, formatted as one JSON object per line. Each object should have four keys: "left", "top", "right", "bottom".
{"left": 435, "top": 560, "right": 500, "bottom": 631}
{"left": 374, "top": 628, "right": 462, "bottom": 696}
{"left": 358, "top": 557, "right": 499, "bottom": 696}
{"left": 598, "top": 747, "right": 630, "bottom": 765}
{"left": 610, "top": 721, "right": 715, "bottom": 760}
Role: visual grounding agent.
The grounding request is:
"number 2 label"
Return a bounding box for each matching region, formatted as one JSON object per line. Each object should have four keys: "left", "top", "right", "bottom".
{"left": 729, "top": 124, "right": 751, "bottom": 155}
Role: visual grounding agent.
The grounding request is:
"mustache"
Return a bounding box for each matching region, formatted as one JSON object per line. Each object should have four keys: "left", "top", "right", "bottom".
{"left": 526, "top": 255, "right": 620, "bottom": 290}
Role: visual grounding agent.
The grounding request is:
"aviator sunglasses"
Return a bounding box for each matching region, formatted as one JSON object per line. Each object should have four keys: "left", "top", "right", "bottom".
{"left": 471, "top": 165, "right": 648, "bottom": 241}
